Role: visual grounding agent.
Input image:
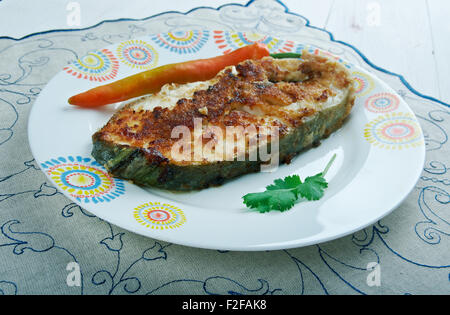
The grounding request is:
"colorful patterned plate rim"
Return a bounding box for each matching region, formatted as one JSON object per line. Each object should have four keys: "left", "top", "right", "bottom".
{"left": 27, "top": 30, "right": 425, "bottom": 251}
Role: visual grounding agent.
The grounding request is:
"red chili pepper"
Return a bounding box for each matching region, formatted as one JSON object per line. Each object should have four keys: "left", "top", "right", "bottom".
{"left": 68, "top": 43, "right": 270, "bottom": 108}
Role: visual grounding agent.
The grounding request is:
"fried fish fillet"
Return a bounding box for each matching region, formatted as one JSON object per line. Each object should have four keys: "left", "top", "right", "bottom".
{"left": 92, "top": 52, "right": 355, "bottom": 190}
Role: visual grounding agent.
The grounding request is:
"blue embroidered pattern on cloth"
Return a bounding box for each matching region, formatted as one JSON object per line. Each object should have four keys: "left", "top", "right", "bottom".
{"left": 0, "top": 0, "right": 448, "bottom": 294}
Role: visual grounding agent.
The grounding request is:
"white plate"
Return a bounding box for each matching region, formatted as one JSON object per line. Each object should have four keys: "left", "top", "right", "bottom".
{"left": 28, "top": 30, "right": 425, "bottom": 251}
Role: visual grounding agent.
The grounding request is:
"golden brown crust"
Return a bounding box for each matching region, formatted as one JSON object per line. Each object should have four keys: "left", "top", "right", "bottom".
{"left": 95, "top": 52, "right": 354, "bottom": 163}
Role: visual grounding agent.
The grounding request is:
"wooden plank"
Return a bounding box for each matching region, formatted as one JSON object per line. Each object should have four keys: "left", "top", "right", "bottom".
{"left": 427, "top": 0, "right": 450, "bottom": 104}
{"left": 282, "top": 0, "right": 335, "bottom": 28}
{"left": 324, "top": 0, "right": 441, "bottom": 101}
{"left": 0, "top": 0, "right": 249, "bottom": 39}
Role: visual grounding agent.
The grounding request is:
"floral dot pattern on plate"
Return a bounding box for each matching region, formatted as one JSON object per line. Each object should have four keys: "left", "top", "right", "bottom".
{"left": 151, "top": 30, "right": 209, "bottom": 54}
{"left": 353, "top": 71, "right": 375, "bottom": 96}
{"left": 63, "top": 49, "right": 119, "bottom": 82}
{"left": 134, "top": 202, "right": 186, "bottom": 230}
{"left": 364, "top": 92, "right": 400, "bottom": 113}
{"left": 41, "top": 156, "right": 125, "bottom": 203}
{"left": 364, "top": 113, "right": 423, "bottom": 149}
{"left": 294, "top": 43, "right": 318, "bottom": 54}
{"left": 213, "top": 30, "right": 294, "bottom": 54}
{"left": 116, "top": 39, "right": 158, "bottom": 70}
{"left": 317, "top": 50, "right": 352, "bottom": 69}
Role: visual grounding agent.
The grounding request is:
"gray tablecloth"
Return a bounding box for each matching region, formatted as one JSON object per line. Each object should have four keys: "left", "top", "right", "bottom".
{"left": 0, "top": 0, "right": 449, "bottom": 295}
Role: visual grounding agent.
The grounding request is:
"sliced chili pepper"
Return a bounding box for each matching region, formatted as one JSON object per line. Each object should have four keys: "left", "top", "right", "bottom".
{"left": 68, "top": 43, "right": 270, "bottom": 107}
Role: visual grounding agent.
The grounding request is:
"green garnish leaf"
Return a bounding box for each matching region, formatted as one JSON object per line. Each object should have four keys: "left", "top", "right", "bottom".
{"left": 297, "top": 173, "right": 328, "bottom": 201}
{"left": 267, "top": 175, "right": 301, "bottom": 193}
{"left": 242, "top": 154, "right": 336, "bottom": 212}
{"left": 243, "top": 189, "right": 297, "bottom": 213}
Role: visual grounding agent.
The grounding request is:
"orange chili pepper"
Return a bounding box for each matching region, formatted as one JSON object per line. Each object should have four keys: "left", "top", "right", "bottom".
{"left": 68, "top": 43, "right": 270, "bottom": 108}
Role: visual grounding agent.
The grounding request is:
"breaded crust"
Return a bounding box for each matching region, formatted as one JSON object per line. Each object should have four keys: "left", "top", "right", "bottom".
{"left": 92, "top": 52, "right": 355, "bottom": 190}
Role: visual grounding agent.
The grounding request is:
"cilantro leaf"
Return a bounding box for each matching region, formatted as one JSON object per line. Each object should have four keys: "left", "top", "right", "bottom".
{"left": 297, "top": 173, "right": 328, "bottom": 200}
{"left": 242, "top": 154, "right": 336, "bottom": 213}
{"left": 242, "top": 189, "right": 297, "bottom": 212}
{"left": 266, "top": 175, "right": 301, "bottom": 196}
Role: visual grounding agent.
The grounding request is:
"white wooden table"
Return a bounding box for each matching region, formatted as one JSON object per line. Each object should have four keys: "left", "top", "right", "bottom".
{"left": 1, "top": 0, "right": 448, "bottom": 104}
